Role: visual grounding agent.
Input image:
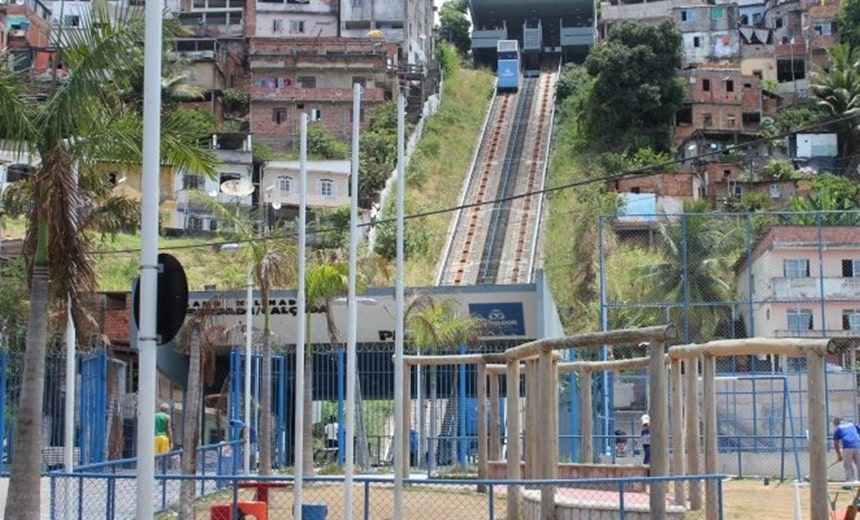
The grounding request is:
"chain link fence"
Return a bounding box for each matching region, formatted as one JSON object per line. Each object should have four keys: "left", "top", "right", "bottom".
{"left": 49, "top": 472, "right": 726, "bottom": 519}
{"left": 598, "top": 209, "right": 860, "bottom": 480}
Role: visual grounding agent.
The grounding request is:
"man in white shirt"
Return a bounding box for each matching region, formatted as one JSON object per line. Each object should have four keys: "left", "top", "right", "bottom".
{"left": 324, "top": 417, "right": 339, "bottom": 449}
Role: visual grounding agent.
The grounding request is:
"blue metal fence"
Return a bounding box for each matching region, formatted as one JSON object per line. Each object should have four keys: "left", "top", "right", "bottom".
{"left": 48, "top": 470, "right": 727, "bottom": 520}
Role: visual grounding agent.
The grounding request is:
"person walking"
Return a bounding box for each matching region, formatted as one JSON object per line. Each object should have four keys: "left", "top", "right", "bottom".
{"left": 833, "top": 416, "right": 860, "bottom": 482}
{"left": 324, "top": 417, "right": 339, "bottom": 449}
{"left": 640, "top": 414, "right": 651, "bottom": 466}
{"left": 154, "top": 403, "right": 173, "bottom": 455}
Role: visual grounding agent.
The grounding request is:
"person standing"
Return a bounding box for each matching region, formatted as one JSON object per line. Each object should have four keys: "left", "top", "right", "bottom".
{"left": 154, "top": 403, "right": 173, "bottom": 455}
{"left": 640, "top": 414, "right": 651, "bottom": 466}
{"left": 833, "top": 416, "right": 860, "bottom": 482}
{"left": 324, "top": 417, "right": 339, "bottom": 449}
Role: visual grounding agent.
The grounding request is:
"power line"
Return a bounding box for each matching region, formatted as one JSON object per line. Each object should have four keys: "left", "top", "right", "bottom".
{"left": 92, "top": 111, "right": 858, "bottom": 255}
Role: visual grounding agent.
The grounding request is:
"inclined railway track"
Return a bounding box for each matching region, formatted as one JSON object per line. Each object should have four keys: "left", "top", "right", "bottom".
{"left": 436, "top": 59, "right": 558, "bottom": 287}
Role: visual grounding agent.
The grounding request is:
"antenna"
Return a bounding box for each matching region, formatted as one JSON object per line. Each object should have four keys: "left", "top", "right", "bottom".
{"left": 219, "top": 179, "right": 254, "bottom": 197}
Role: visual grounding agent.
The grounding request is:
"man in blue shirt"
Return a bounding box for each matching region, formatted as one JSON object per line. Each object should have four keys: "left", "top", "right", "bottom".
{"left": 833, "top": 416, "right": 860, "bottom": 482}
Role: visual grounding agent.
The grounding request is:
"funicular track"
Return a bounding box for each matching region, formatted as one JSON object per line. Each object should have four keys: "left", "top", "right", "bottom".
{"left": 436, "top": 58, "right": 559, "bottom": 286}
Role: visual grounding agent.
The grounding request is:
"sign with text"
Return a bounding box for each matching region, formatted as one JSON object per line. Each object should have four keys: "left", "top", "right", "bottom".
{"left": 468, "top": 302, "right": 526, "bottom": 337}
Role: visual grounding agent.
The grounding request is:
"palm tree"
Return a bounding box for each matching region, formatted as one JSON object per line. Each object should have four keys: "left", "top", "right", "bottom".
{"left": 303, "top": 256, "right": 372, "bottom": 474}
{"left": 405, "top": 295, "right": 483, "bottom": 474}
{"left": 174, "top": 298, "right": 226, "bottom": 520}
{"left": 199, "top": 198, "right": 295, "bottom": 475}
{"left": 809, "top": 44, "right": 860, "bottom": 163}
{"left": 634, "top": 200, "right": 743, "bottom": 342}
{"left": 0, "top": 8, "right": 217, "bottom": 518}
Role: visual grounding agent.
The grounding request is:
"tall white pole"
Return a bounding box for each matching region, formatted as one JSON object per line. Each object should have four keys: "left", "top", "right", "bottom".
{"left": 293, "top": 113, "right": 308, "bottom": 519}
{"left": 393, "top": 90, "right": 406, "bottom": 518}
{"left": 136, "top": 0, "right": 163, "bottom": 511}
{"left": 63, "top": 298, "right": 75, "bottom": 520}
{"left": 344, "top": 82, "right": 361, "bottom": 520}
{"left": 244, "top": 268, "right": 253, "bottom": 474}
{"left": 64, "top": 298, "right": 75, "bottom": 473}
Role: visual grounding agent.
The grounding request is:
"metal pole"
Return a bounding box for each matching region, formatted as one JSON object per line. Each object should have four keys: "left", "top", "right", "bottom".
{"left": 293, "top": 113, "right": 308, "bottom": 519}
{"left": 64, "top": 299, "right": 75, "bottom": 472}
{"left": 344, "top": 81, "right": 361, "bottom": 520}
{"left": 136, "top": 0, "right": 163, "bottom": 512}
{"left": 244, "top": 269, "right": 253, "bottom": 474}
{"left": 393, "top": 90, "right": 406, "bottom": 517}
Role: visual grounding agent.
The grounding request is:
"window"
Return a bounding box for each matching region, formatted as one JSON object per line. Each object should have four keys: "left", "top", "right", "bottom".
{"left": 290, "top": 20, "right": 305, "bottom": 34}
{"left": 277, "top": 176, "right": 292, "bottom": 193}
{"left": 702, "top": 113, "right": 713, "bottom": 127}
{"left": 693, "top": 36, "right": 701, "bottom": 48}
{"left": 774, "top": 17, "right": 783, "bottom": 29}
{"left": 311, "top": 108, "right": 322, "bottom": 121}
{"left": 732, "top": 184, "right": 743, "bottom": 197}
{"left": 352, "top": 77, "right": 366, "bottom": 88}
{"left": 64, "top": 15, "right": 81, "bottom": 27}
{"left": 843, "top": 310, "right": 860, "bottom": 330}
{"left": 255, "top": 77, "right": 290, "bottom": 88}
{"left": 680, "top": 10, "right": 692, "bottom": 21}
{"left": 727, "top": 114, "right": 736, "bottom": 127}
{"left": 726, "top": 80, "right": 734, "bottom": 92}
{"left": 842, "top": 259, "right": 860, "bottom": 277}
{"left": 787, "top": 309, "right": 813, "bottom": 331}
{"left": 273, "top": 19, "right": 283, "bottom": 32}
{"left": 187, "top": 216, "right": 203, "bottom": 230}
{"left": 319, "top": 178, "right": 334, "bottom": 197}
{"left": 703, "top": 78, "right": 711, "bottom": 91}
{"left": 711, "top": 7, "right": 724, "bottom": 19}
{"left": 183, "top": 175, "right": 203, "bottom": 190}
{"left": 209, "top": 220, "right": 218, "bottom": 231}
{"left": 298, "top": 76, "right": 316, "bottom": 89}
{"left": 814, "top": 22, "right": 835, "bottom": 36}
{"left": 784, "top": 259, "right": 810, "bottom": 278}
{"left": 752, "top": 13, "right": 762, "bottom": 25}
{"left": 273, "top": 108, "right": 287, "bottom": 124}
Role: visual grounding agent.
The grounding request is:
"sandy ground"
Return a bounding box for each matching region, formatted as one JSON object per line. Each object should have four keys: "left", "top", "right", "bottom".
{"left": 0, "top": 477, "right": 53, "bottom": 519}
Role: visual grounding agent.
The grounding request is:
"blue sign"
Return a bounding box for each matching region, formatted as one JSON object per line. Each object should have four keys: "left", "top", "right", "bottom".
{"left": 469, "top": 302, "right": 525, "bottom": 336}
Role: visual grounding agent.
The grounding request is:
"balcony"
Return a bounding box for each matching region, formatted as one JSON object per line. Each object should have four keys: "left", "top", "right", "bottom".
{"left": 770, "top": 277, "right": 860, "bottom": 302}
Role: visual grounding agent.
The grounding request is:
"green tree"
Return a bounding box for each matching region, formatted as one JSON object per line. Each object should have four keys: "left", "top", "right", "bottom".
{"left": 837, "top": 0, "right": 860, "bottom": 51}
{"left": 809, "top": 44, "right": 860, "bottom": 161}
{"left": 301, "top": 256, "right": 372, "bottom": 474}
{"left": 635, "top": 200, "right": 744, "bottom": 342}
{"left": 201, "top": 197, "right": 296, "bottom": 474}
{"left": 0, "top": 7, "right": 217, "bottom": 518}
{"left": 405, "top": 295, "right": 483, "bottom": 474}
{"left": 438, "top": 0, "right": 471, "bottom": 57}
{"left": 581, "top": 20, "right": 685, "bottom": 152}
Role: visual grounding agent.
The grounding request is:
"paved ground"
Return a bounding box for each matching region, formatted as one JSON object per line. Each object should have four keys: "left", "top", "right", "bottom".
{"left": 0, "top": 477, "right": 52, "bottom": 519}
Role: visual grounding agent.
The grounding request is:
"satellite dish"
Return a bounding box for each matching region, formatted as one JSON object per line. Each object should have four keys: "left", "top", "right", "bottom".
{"left": 220, "top": 179, "right": 254, "bottom": 197}
{"left": 272, "top": 201, "right": 282, "bottom": 210}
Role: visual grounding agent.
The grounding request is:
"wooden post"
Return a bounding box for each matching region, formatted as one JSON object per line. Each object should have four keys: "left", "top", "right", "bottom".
{"left": 580, "top": 369, "right": 593, "bottom": 463}
{"left": 526, "top": 360, "right": 539, "bottom": 479}
{"left": 671, "top": 359, "right": 686, "bottom": 506}
{"left": 477, "top": 361, "right": 488, "bottom": 493}
{"left": 538, "top": 350, "right": 557, "bottom": 520}
{"left": 490, "top": 372, "right": 501, "bottom": 460}
{"left": 807, "top": 351, "right": 828, "bottom": 520}
{"left": 506, "top": 360, "right": 521, "bottom": 520}
{"left": 703, "top": 355, "right": 718, "bottom": 520}
{"left": 648, "top": 341, "right": 667, "bottom": 518}
{"left": 685, "top": 356, "right": 701, "bottom": 510}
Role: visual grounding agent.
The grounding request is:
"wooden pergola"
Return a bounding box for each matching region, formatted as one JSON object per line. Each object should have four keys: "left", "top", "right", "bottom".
{"left": 402, "top": 329, "right": 847, "bottom": 520}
